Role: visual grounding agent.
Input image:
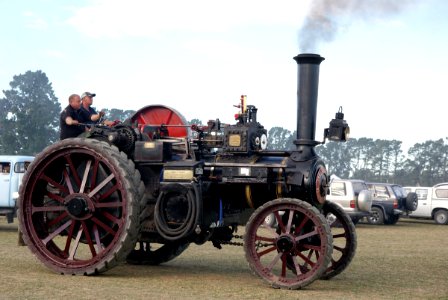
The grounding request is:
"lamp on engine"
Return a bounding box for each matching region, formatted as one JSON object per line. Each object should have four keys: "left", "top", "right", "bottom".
{"left": 324, "top": 106, "right": 350, "bottom": 142}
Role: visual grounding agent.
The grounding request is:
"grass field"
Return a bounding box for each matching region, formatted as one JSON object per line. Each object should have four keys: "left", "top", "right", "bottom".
{"left": 1, "top": 218, "right": 447, "bottom": 300}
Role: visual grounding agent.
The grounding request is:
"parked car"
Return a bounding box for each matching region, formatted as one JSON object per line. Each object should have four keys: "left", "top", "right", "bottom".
{"left": 0, "top": 155, "right": 34, "bottom": 223}
{"left": 366, "top": 183, "right": 418, "bottom": 225}
{"left": 326, "top": 178, "right": 373, "bottom": 224}
{"left": 404, "top": 183, "right": 448, "bottom": 225}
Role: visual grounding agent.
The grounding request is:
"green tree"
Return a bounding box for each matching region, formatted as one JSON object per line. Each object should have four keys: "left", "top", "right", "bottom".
{"left": 0, "top": 70, "right": 61, "bottom": 155}
{"left": 316, "top": 140, "right": 353, "bottom": 178}
{"left": 266, "top": 127, "right": 295, "bottom": 150}
{"left": 103, "top": 108, "right": 136, "bottom": 122}
{"left": 404, "top": 139, "right": 448, "bottom": 186}
{"left": 188, "top": 118, "right": 203, "bottom": 125}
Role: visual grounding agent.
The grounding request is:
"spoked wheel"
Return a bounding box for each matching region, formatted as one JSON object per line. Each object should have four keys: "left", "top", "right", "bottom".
{"left": 18, "top": 138, "right": 143, "bottom": 275}
{"left": 321, "top": 201, "right": 357, "bottom": 280}
{"left": 126, "top": 240, "right": 190, "bottom": 265}
{"left": 244, "top": 198, "right": 332, "bottom": 290}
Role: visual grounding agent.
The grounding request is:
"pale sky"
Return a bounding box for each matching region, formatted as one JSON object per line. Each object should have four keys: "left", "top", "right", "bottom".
{"left": 1, "top": 0, "right": 447, "bottom": 151}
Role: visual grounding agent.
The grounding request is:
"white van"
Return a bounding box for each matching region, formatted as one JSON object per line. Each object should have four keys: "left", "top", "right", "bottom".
{"left": 404, "top": 183, "right": 448, "bottom": 225}
{"left": 0, "top": 155, "right": 34, "bottom": 223}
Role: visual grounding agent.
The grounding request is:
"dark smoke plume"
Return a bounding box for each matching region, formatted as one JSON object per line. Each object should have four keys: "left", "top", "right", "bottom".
{"left": 299, "top": 0, "right": 417, "bottom": 52}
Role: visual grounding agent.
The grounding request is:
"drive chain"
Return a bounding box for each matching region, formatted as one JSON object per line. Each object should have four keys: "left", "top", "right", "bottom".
{"left": 216, "top": 234, "right": 272, "bottom": 248}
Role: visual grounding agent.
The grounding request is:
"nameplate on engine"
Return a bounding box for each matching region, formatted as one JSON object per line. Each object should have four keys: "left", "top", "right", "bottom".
{"left": 163, "top": 169, "right": 194, "bottom": 180}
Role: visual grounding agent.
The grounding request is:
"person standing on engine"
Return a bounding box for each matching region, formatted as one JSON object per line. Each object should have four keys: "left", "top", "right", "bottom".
{"left": 79, "top": 92, "right": 114, "bottom": 126}
{"left": 59, "top": 94, "right": 85, "bottom": 140}
{"left": 79, "top": 92, "right": 103, "bottom": 125}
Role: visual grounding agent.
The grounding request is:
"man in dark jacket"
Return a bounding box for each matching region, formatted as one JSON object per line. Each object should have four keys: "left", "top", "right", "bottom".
{"left": 79, "top": 92, "right": 114, "bottom": 126}
{"left": 79, "top": 92, "right": 103, "bottom": 125}
{"left": 59, "top": 94, "right": 85, "bottom": 140}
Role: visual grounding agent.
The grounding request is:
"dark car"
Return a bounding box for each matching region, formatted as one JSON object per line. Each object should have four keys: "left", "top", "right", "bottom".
{"left": 366, "top": 183, "right": 418, "bottom": 225}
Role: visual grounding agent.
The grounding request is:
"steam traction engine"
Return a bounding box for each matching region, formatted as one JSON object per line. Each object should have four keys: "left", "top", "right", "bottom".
{"left": 18, "top": 54, "right": 354, "bottom": 289}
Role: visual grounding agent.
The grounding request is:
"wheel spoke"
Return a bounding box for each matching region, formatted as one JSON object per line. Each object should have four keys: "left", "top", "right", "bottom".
{"left": 255, "top": 234, "right": 276, "bottom": 243}
{"left": 47, "top": 211, "right": 69, "bottom": 227}
{"left": 45, "top": 191, "right": 65, "bottom": 203}
{"left": 90, "top": 159, "right": 100, "bottom": 189}
{"left": 296, "top": 251, "right": 316, "bottom": 268}
{"left": 63, "top": 169, "right": 75, "bottom": 194}
{"left": 92, "top": 224, "right": 104, "bottom": 252}
{"left": 281, "top": 254, "right": 287, "bottom": 277}
{"left": 91, "top": 217, "right": 117, "bottom": 236}
{"left": 257, "top": 245, "right": 277, "bottom": 257}
{"left": 64, "top": 155, "right": 81, "bottom": 188}
{"left": 294, "top": 215, "right": 309, "bottom": 234}
{"left": 301, "top": 244, "right": 322, "bottom": 251}
{"left": 95, "top": 202, "right": 123, "bottom": 209}
{"left": 302, "top": 249, "right": 315, "bottom": 270}
{"left": 40, "top": 174, "right": 69, "bottom": 195}
{"left": 291, "top": 255, "right": 303, "bottom": 274}
{"left": 97, "top": 184, "right": 119, "bottom": 202}
{"left": 333, "top": 233, "right": 346, "bottom": 239}
{"left": 266, "top": 251, "right": 283, "bottom": 271}
{"left": 334, "top": 245, "right": 346, "bottom": 253}
{"left": 63, "top": 221, "right": 77, "bottom": 254}
{"left": 42, "top": 220, "right": 72, "bottom": 245}
{"left": 79, "top": 160, "right": 92, "bottom": 194}
{"left": 69, "top": 226, "right": 84, "bottom": 260}
{"left": 294, "top": 228, "right": 318, "bottom": 242}
{"left": 81, "top": 220, "right": 97, "bottom": 257}
{"left": 285, "top": 210, "right": 294, "bottom": 233}
{"left": 274, "top": 211, "right": 286, "bottom": 233}
{"left": 88, "top": 174, "right": 115, "bottom": 198}
{"left": 101, "top": 211, "right": 120, "bottom": 224}
{"left": 32, "top": 205, "right": 65, "bottom": 214}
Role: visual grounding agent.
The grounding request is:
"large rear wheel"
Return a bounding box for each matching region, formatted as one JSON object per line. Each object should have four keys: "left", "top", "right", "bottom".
{"left": 18, "top": 138, "right": 143, "bottom": 275}
{"left": 244, "top": 198, "right": 332, "bottom": 290}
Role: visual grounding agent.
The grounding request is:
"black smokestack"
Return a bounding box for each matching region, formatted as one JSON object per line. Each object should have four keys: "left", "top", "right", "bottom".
{"left": 293, "top": 53, "right": 324, "bottom": 148}
{"left": 299, "top": 0, "right": 416, "bottom": 52}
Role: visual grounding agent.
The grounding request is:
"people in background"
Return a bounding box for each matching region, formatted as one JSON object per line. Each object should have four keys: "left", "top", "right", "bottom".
{"left": 59, "top": 94, "right": 85, "bottom": 140}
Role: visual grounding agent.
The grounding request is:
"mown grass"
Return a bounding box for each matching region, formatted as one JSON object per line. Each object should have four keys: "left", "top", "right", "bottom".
{"left": 0, "top": 218, "right": 447, "bottom": 300}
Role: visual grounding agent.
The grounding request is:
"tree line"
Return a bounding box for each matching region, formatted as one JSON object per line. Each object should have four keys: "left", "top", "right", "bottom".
{"left": 1, "top": 70, "right": 447, "bottom": 186}
{"left": 264, "top": 127, "right": 448, "bottom": 187}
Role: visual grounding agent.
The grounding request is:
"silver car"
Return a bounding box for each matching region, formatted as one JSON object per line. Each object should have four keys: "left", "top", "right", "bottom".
{"left": 326, "top": 178, "right": 373, "bottom": 224}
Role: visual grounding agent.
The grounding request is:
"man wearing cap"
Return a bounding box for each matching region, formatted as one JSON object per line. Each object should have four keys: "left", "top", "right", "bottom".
{"left": 59, "top": 94, "right": 85, "bottom": 140}
{"left": 79, "top": 92, "right": 105, "bottom": 126}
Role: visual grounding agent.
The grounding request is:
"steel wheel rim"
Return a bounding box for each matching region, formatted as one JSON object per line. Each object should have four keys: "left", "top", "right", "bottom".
{"left": 244, "top": 199, "right": 332, "bottom": 289}
{"left": 21, "top": 146, "right": 129, "bottom": 272}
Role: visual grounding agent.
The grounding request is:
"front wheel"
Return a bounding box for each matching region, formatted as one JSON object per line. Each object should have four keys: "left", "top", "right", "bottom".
{"left": 244, "top": 198, "right": 332, "bottom": 290}
{"left": 18, "top": 138, "right": 143, "bottom": 275}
